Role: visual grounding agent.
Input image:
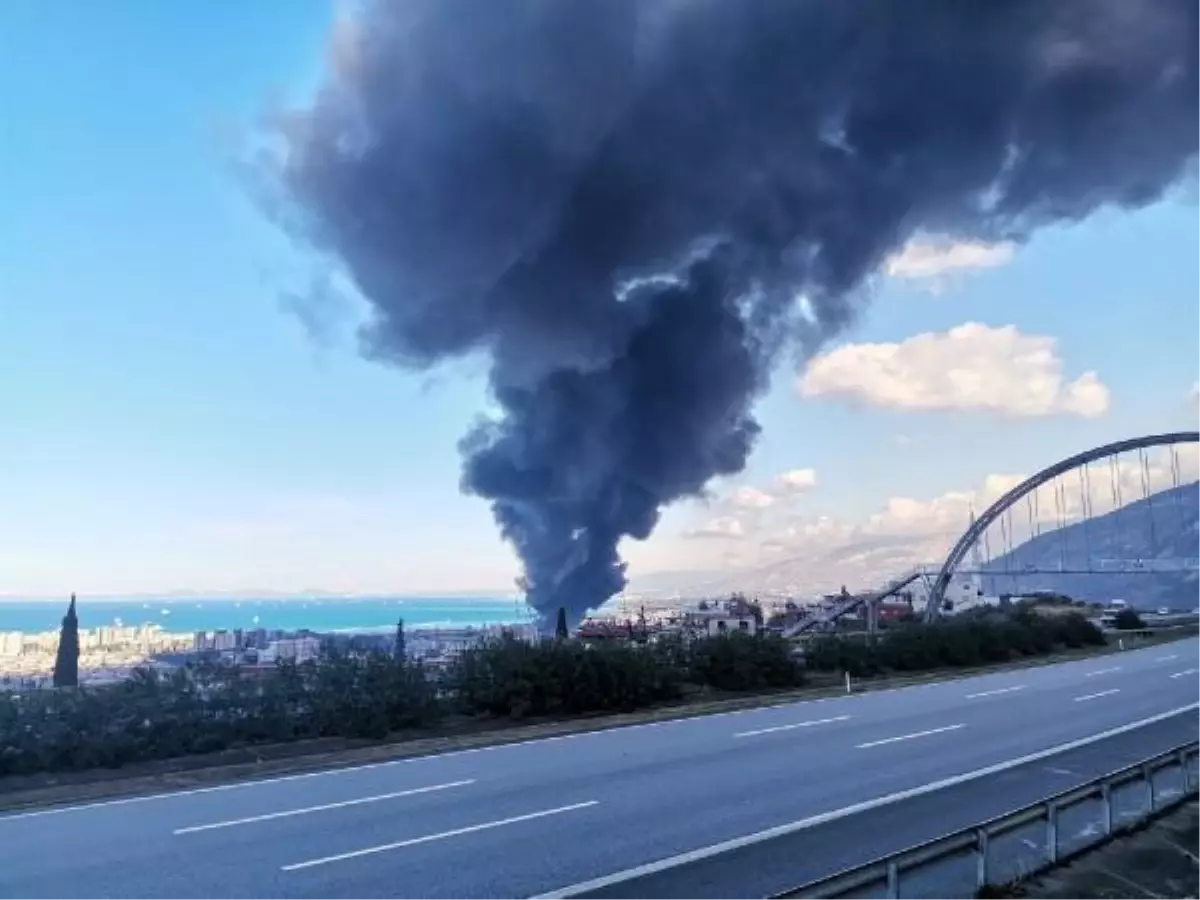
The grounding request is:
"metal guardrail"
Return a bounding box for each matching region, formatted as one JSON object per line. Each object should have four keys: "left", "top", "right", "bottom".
{"left": 781, "top": 741, "right": 1199, "bottom": 899}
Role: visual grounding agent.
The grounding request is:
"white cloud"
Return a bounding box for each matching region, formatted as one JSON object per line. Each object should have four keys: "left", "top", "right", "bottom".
{"left": 720, "top": 468, "right": 817, "bottom": 517}
{"left": 797, "top": 323, "right": 1111, "bottom": 419}
{"left": 776, "top": 468, "right": 818, "bottom": 493}
{"left": 884, "top": 238, "right": 1015, "bottom": 281}
{"left": 684, "top": 467, "right": 820, "bottom": 545}
{"left": 865, "top": 473, "right": 1024, "bottom": 539}
{"left": 676, "top": 474, "right": 1016, "bottom": 596}
{"left": 725, "top": 471, "right": 1035, "bottom": 595}
{"left": 732, "top": 486, "right": 775, "bottom": 510}
{"left": 684, "top": 516, "right": 746, "bottom": 540}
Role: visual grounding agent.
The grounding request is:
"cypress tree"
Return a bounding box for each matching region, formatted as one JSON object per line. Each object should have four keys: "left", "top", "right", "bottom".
{"left": 555, "top": 607, "right": 569, "bottom": 640}
{"left": 394, "top": 617, "right": 406, "bottom": 660}
{"left": 53, "top": 593, "right": 80, "bottom": 688}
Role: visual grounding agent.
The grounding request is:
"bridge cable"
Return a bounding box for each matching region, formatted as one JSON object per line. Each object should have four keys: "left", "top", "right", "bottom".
{"left": 1024, "top": 492, "right": 1036, "bottom": 574}
{"left": 1109, "top": 454, "right": 1125, "bottom": 558}
{"left": 1138, "top": 447, "right": 1158, "bottom": 559}
{"left": 1084, "top": 465, "right": 1094, "bottom": 571}
{"left": 982, "top": 514, "right": 993, "bottom": 572}
{"left": 1169, "top": 445, "right": 1183, "bottom": 540}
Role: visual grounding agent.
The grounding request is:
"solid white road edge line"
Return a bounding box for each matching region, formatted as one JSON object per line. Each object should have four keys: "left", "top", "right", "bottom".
{"left": 529, "top": 703, "right": 1200, "bottom": 899}
{"left": 965, "top": 685, "right": 1026, "bottom": 699}
{"left": 1169, "top": 668, "right": 1199, "bottom": 679}
{"left": 2, "top": 637, "right": 1192, "bottom": 823}
{"left": 1084, "top": 666, "right": 1122, "bottom": 677}
{"left": 173, "top": 779, "right": 475, "bottom": 835}
{"left": 281, "top": 800, "right": 600, "bottom": 872}
{"left": 1073, "top": 689, "right": 1121, "bottom": 702}
{"left": 855, "top": 724, "right": 966, "bottom": 749}
{"left": 733, "top": 715, "right": 850, "bottom": 739}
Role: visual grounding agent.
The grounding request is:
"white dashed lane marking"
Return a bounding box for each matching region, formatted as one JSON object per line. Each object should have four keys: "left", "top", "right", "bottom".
{"left": 174, "top": 779, "right": 475, "bottom": 835}
{"left": 734, "top": 715, "right": 850, "bottom": 739}
{"left": 966, "top": 685, "right": 1026, "bottom": 699}
{"left": 856, "top": 724, "right": 966, "bottom": 749}
{"left": 1073, "top": 689, "right": 1120, "bottom": 703}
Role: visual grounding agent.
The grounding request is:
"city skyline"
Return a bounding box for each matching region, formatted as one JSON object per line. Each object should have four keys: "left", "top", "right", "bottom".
{"left": 2, "top": 2, "right": 1197, "bottom": 600}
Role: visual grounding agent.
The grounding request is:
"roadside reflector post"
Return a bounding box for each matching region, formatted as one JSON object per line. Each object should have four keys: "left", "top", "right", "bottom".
{"left": 845, "top": 671, "right": 852, "bottom": 694}
{"left": 1045, "top": 801, "right": 1059, "bottom": 864}
{"left": 974, "top": 828, "right": 990, "bottom": 891}
{"left": 1100, "top": 782, "right": 1113, "bottom": 835}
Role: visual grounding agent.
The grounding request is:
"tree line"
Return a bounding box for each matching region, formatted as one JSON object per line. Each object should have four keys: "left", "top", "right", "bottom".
{"left": 1, "top": 609, "right": 1111, "bottom": 778}
{"left": 803, "top": 607, "right": 1106, "bottom": 676}
{"left": 0, "top": 632, "right": 802, "bottom": 776}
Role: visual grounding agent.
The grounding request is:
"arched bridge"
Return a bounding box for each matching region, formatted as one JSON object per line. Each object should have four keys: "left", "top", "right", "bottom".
{"left": 925, "top": 430, "right": 1199, "bottom": 620}
{"left": 787, "top": 431, "right": 1198, "bottom": 635}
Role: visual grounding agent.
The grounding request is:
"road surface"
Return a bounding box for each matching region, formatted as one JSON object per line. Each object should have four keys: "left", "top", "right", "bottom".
{"left": 0, "top": 638, "right": 1196, "bottom": 899}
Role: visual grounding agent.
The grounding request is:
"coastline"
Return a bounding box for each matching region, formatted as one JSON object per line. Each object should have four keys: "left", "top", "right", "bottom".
{"left": 0, "top": 594, "right": 534, "bottom": 635}
{"left": 0, "top": 596, "right": 540, "bottom": 686}
{"left": 0, "top": 617, "right": 543, "bottom": 686}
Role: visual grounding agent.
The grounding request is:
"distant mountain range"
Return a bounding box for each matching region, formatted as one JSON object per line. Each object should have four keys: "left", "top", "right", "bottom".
{"left": 981, "top": 481, "right": 1199, "bottom": 610}
{"left": 627, "top": 535, "right": 927, "bottom": 601}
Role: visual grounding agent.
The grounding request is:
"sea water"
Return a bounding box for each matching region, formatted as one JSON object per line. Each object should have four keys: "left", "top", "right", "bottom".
{"left": 0, "top": 596, "right": 532, "bottom": 634}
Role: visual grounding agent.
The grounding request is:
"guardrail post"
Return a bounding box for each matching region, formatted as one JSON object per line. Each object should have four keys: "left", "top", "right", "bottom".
{"left": 1143, "top": 764, "right": 1156, "bottom": 812}
{"left": 884, "top": 860, "right": 899, "bottom": 899}
{"left": 1179, "top": 748, "right": 1193, "bottom": 791}
{"left": 1100, "top": 782, "right": 1113, "bottom": 836}
{"left": 974, "top": 828, "right": 990, "bottom": 891}
{"left": 1045, "top": 802, "right": 1058, "bottom": 864}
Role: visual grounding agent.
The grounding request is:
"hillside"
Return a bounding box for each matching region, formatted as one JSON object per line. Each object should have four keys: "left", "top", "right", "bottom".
{"left": 981, "top": 481, "right": 1199, "bottom": 610}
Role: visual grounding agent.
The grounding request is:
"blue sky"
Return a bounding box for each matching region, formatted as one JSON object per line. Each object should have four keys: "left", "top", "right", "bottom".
{"left": 2, "top": 3, "right": 1197, "bottom": 598}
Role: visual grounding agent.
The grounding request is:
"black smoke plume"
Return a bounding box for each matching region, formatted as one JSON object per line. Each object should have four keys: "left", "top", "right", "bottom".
{"left": 262, "top": 0, "right": 1197, "bottom": 629}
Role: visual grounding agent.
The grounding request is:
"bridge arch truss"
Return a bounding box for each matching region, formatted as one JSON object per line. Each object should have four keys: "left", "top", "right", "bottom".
{"left": 926, "top": 431, "right": 1200, "bottom": 620}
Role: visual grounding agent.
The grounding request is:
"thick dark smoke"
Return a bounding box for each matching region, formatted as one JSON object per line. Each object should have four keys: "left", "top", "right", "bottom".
{"left": 263, "top": 0, "right": 1197, "bottom": 629}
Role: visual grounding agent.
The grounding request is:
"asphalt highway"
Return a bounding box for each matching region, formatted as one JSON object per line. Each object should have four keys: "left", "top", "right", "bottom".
{"left": 1, "top": 637, "right": 1196, "bottom": 899}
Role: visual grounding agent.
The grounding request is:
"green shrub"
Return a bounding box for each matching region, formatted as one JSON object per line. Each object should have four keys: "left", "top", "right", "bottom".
{"left": 0, "top": 653, "right": 439, "bottom": 777}
{"left": 687, "top": 632, "right": 804, "bottom": 691}
{"left": 804, "top": 633, "right": 884, "bottom": 677}
{"left": 1113, "top": 608, "right": 1146, "bottom": 630}
{"left": 449, "top": 635, "right": 685, "bottom": 718}
{"left": 803, "top": 610, "right": 1105, "bottom": 675}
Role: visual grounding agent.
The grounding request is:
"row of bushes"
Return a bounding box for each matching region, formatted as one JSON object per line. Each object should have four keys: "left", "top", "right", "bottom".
{"left": 804, "top": 608, "right": 1106, "bottom": 676}
{"left": 0, "top": 610, "right": 1112, "bottom": 777}
{"left": 0, "top": 632, "right": 803, "bottom": 776}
